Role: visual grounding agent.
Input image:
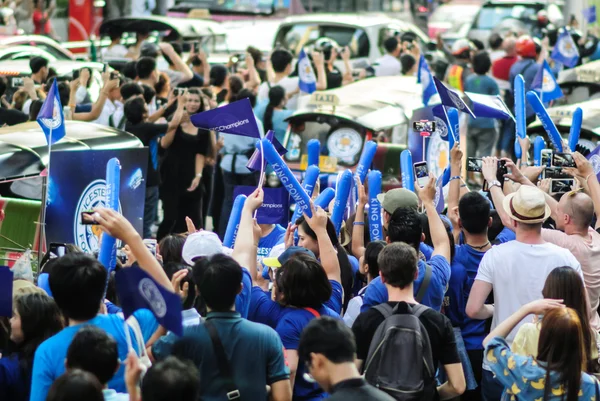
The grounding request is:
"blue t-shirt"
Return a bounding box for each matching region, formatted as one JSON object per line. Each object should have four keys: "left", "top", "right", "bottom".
{"left": 153, "top": 312, "right": 289, "bottom": 401}
{"left": 30, "top": 310, "right": 158, "bottom": 401}
{"left": 450, "top": 227, "right": 515, "bottom": 350}
{"left": 254, "top": 101, "right": 294, "bottom": 144}
{"left": 0, "top": 355, "right": 25, "bottom": 401}
{"left": 276, "top": 306, "right": 341, "bottom": 401}
{"left": 361, "top": 255, "right": 451, "bottom": 312}
{"left": 464, "top": 74, "right": 500, "bottom": 129}
{"left": 235, "top": 268, "right": 253, "bottom": 319}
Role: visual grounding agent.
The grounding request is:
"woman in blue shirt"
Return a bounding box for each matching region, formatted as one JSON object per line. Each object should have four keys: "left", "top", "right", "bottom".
{"left": 483, "top": 300, "right": 599, "bottom": 401}
{"left": 255, "top": 85, "right": 293, "bottom": 144}
{"left": 0, "top": 292, "right": 63, "bottom": 401}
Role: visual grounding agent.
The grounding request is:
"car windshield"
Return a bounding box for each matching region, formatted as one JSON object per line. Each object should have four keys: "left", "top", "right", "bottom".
{"left": 430, "top": 5, "right": 478, "bottom": 25}
{"left": 473, "top": 4, "right": 540, "bottom": 30}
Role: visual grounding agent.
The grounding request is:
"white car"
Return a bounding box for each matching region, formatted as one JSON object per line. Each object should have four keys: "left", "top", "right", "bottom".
{"left": 273, "top": 13, "right": 434, "bottom": 68}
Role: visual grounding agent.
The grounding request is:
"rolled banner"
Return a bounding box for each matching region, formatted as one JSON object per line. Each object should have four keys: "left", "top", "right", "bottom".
{"left": 290, "top": 165, "right": 320, "bottom": 226}
{"left": 314, "top": 187, "right": 335, "bottom": 209}
{"left": 441, "top": 166, "right": 451, "bottom": 186}
{"left": 223, "top": 194, "right": 247, "bottom": 248}
{"left": 533, "top": 136, "right": 547, "bottom": 166}
{"left": 448, "top": 108, "right": 459, "bottom": 147}
{"left": 259, "top": 138, "right": 313, "bottom": 217}
{"left": 99, "top": 158, "right": 120, "bottom": 275}
{"left": 367, "top": 170, "right": 383, "bottom": 241}
{"left": 400, "top": 150, "right": 415, "bottom": 192}
{"left": 331, "top": 169, "right": 353, "bottom": 236}
{"left": 526, "top": 91, "right": 563, "bottom": 152}
{"left": 307, "top": 138, "right": 320, "bottom": 168}
{"left": 514, "top": 74, "right": 527, "bottom": 159}
{"left": 568, "top": 107, "right": 582, "bottom": 152}
{"left": 355, "top": 140, "right": 378, "bottom": 183}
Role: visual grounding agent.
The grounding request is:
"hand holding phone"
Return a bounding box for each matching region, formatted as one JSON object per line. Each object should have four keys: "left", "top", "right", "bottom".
{"left": 414, "top": 161, "right": 429, "bottom": 187}
{"left": 552, "top": 152, "right": 576, "bottom": 168}
{"left": 81, "top": 211, "right": 99, "bottom": 225}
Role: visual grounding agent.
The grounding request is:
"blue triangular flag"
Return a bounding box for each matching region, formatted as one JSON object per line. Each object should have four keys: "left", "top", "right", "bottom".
{"left": 247, "top": 130, "right": 287, "bottom": 172}
{"left": 531, "top": 60, "right": 564, "bottom": 102}
{"left": 116, "top": 267, "right": 183, "bottom": 336}
{"left": 298, "top": 49, "right": 317, "bottom": 94}
{"left": 432, "top": 76, "right": 476, "bottom": 118}
{"left": 584, "top": 6, "right": 597, "bottom": 24}
{"left": 551, "top": 29, "right": 580, "bottom": 68}
{"left": 0, "top": 266, "right": 13, "bottom": 317}
{"left": 417, "top": 54, "right": 437, "bottom": 106}
{"left": 36, "top": 79, "right": 66, "bottom": 145}
{"left": 465, "top": 92, "right": 513, "bottom": 120}
{"left": 191, "top": 98, "right": 261, "bottom": 138}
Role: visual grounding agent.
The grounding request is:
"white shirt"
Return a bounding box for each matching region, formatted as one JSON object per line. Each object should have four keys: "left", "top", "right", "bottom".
{"left": 93, "top": 99, "right": 123, "bottom": 128}
{"left": 102, "top": 44, "right": 129, "bottom": 59}
{"left": 181, "top": 308, "right": 202, "bottom": 327}
{"left": 130, "top": 0, "right": 155, "bottom": 16}
{"left": 373, "top": 54, "right": 401, "bottom": 77}
{"left": 476, "top": 241, "right": 581, "bottom": 350}
{"left": 257, "top": 76, "right": 300, "bottom": 111}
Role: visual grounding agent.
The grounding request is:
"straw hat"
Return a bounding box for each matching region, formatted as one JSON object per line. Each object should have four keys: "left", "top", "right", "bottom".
{"left": 502, "top": 186, "right": 551, "bottom": 224}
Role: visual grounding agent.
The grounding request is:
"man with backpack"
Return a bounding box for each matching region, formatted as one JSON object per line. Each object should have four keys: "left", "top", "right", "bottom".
{"left": 352, "top": 242, "right": 465, "bottom": 401}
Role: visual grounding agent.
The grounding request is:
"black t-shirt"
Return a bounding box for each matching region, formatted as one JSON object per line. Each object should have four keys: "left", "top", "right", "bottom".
{"left": 160, "top": 126, "right": 210, "bottom": 193}
{"left": 352, "top": 301, "right": 460, "bottom": 373}
{"left": 125, "top": 122, "right": 168, "bottom": 187}
{"left": 328, "top": 378, "right": 395, "bottom": 401}
{"left": 326, "top": 66, "right": 343, "bottom": 90}
{"left": 0, "top": 108, "right": 28, "bottom": 126}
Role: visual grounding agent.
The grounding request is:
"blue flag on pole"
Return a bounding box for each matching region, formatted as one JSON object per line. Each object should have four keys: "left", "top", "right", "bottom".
{"left": 191, "top": 98, "right": 261, "bottom": 138}
{"left": 36, "top": 79, "right": 66, "bottom": 145}
{"left": 432, "top": 76, "right": 476, "bottom": 118}
{"left": 551, "top": 29, "right": 580, "bottom": 68}
{"left": 531, "top": 60, "right": 564, "bottom": 102}
{"left": 298, "top": 49, "right": 317, "bottom": 94}
{"left": 0, "top": 266, "right": 13, "bottom": 317}
{"left": 584, "top": 6, "right": 597, "bottom": 23}
{"left": 465, "top": 92, "right": 513, "bottom": 120}
{"left": 116, "top": 267, "right": 183, "bottom": 336}
{"left": 417, "top": 54, "right": 437, "bottom": 106}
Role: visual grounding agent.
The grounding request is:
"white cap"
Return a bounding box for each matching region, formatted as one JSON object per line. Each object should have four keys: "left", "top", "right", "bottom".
{"left": 182, "top": 231, "right": 224, "bottom": 265}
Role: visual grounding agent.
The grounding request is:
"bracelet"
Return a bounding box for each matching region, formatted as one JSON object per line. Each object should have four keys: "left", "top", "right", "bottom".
{"left": 449, "top": 175, "right": 461, "bottom": 182}
{"left": 353, "top": 221, "right": 365, "bottom": 226}
{"left": 586, "top": 173, "right": 595, "bottom": 183}
{"left": 196, "top": 173, "right": 202, "bottom": 178}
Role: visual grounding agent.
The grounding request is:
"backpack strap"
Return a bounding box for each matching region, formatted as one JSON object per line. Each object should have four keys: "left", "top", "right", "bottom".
{"left": 415, "top": 263, "right": 432, "bottom": 303}
{"left": 204, "top": 320, "right": 240, "bottom": 400}
{"left": 304, "top": 307, "right": 321, "bottom": 318}
{"left": 373, "top": 303, "right": 395, "bottom": 319}
{"left": 410, "top": 303, "right": 430, "bottom": 318}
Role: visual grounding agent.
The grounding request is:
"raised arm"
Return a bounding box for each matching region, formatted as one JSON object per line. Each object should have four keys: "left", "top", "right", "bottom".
{"left": 232, "top": 187, "right": 263, "bottom": 283}
{"left": 244, "top": 51, "right": 261, "bottom": 91}
{"left": 160, "top": 94, "right": 185, "bottom": 149}
{"left": 303, "top": 203, "right": 341, "bottom": 284}
{"left": 447, "top": 143, "right": 463, "bottom": 217}
{"left": 415, "top": 175, "right": 451, "bottom": 262}
{"left": 565, "top": 152, "right": 600, "bottom": 229}
{"left": 351, "top": 176, "right": 368, "bottom": 259}
{"left": 311, "top": 51, "right": 327, "bottom": 91}
{"left": 72, "top": 77, "right": 118, "bottom": 122}
{"left": 481, "top": 156, "right": 513, "bottom": 230}
{"left": 159, "top": 42, "right": 193, "bottom": 84}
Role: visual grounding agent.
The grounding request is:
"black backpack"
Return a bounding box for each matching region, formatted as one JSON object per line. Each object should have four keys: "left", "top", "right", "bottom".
{"left": 363, "top": 303, "right": 436, "bottom": 401}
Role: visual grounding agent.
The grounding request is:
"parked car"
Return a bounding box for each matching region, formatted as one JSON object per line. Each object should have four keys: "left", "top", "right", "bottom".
{"left": 0, "top": 35, "right": 76, "bottom": 61}
{"left": 557, "top": 60, "right": 600, "bottom": 104}
{"left": 428, "top": 2, "right": 479, "bottom": 39}
{"left": 0, "top": 46, "right": 57, "bottom": 62}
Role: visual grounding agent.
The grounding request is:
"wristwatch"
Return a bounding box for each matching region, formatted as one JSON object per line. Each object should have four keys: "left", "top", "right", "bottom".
{"left": 488, "top": 180, "right": 502, "bottom": 189}
{"left": 196, "top": 173, "right": 202, "bottom": 178}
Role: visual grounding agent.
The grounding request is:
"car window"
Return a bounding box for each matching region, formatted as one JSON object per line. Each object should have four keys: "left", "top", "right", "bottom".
{"left": 473, "top": 4, "right": 540, "bottom": 30}
{"left": 379, "top": 25, "right": 427, "bottom": 53}
{"left": 35, "top": 43, "right": 70, "bottom": 60}
{"left": 275, "top": 23, "right": 369, "bottom": 58}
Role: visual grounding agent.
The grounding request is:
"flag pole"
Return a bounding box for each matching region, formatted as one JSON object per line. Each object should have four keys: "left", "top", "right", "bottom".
{"left": 37, "top": 126, "right": 52, "bottom": 268}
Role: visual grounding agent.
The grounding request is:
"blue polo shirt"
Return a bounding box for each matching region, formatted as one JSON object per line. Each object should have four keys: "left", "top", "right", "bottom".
{"left": 360, "top": 255, "right": 451, "bottom": 312}
{"left": 152, "top": 311, "right": 289, "bottom": 401}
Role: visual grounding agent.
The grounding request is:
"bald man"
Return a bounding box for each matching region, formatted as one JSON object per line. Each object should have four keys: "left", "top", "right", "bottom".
{"left": 491, "top": 36, "right": 518, "bottom": 88}
{"left": 543, "top": 190, "right": 600, "bottom": 331}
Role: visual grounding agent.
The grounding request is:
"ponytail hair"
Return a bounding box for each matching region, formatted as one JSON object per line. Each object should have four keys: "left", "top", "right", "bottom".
{"left": 264, "top": 86, "right": 286, "bottom": 133}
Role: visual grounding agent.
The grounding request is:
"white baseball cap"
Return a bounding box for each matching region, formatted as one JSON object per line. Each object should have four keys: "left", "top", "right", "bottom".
{"left": 182, "top": 231, "right": 226, "bottom": 265}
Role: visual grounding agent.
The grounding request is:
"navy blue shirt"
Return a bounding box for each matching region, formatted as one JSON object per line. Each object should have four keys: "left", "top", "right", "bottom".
{"left": 361, "top": 255, "right": 451, "bottom": 313}
{"left": 152, "top": 312, "right": 289, "bottom": 401}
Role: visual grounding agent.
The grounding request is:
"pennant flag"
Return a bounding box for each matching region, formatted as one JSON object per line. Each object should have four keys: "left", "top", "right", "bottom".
{"left": 116, "top": 267, "right": 183, "bottom": 336}
{"left": 247, "top": 130, "right": 287, "bottom": 172}
{"left": 0, "top": 266, "right": 13, "bottom": 317}
{"left": 584, "top": 6, "right": 597, "bottom": 24}
{"left": 531, "top": 60, "right": 564, "bottom": 102}
{"left": 298, "top": 49, "right": 317, "bottom": 94}
{"left": 432, "top": 76, "right": 476, "bottom": 118}
{"left": 435, "top": 176, "right": 445, "bottom": 214}
{"left": 551, "top": 29, "right": 580, "bottom": 68}
{"left": 36, "top": 79, "right": 66, "bottom": 145}
{"left": 587, "top": 144, "right": 600, "bottom": 182}
{"left": 417, "top": 54, "right": 437, "bottom": 106}
{"left": 433, "top": 104, "right": 459, "bottom": 144}
{"left": 191, "top": 98, "right": 261, "bottom": 138}
{"left": 465, "top": 92, "right": 513, "bottom": 120}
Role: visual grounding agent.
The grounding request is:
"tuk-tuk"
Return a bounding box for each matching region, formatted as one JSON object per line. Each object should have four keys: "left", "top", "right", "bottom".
{"left": 282, "top": 76, "right": 422, "bottom": 189}
{"left": 0, "top": 121, "right": 142, "bottom": 268}
{"left": 557, "top": 60, "right": 600, "bottom": 105}
{"left": 528, "top": 98, "right": 600, "bottom": 151}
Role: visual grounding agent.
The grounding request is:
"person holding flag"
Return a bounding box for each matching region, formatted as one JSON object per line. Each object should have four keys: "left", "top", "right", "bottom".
{"left": 531, "top": 59, "right": 564, "bottom": 103}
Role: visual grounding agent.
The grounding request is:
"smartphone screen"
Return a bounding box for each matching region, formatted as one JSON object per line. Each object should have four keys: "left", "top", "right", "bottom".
{"left": 414, "top": 162, "right": 429, "bottom": 187}
{"left": 413, "top": 120, "right": 436, "bottom": 133}
{"left": 12, "top": 77, "right": 24, "bottom": 87}
{"left": 551, "top": 179, "right": 574, "bottom": 194}
{"left": 544, "top": 167, "right": 571, "bottom": 179}
{"left": 552, "top": 152, "right": 576, "bottom": 168}
{"left": 541, "top": 150, "right": 552, "bottom": 168}
{"left": 80, "top": 211, "right": 98, "bottom": 225}
{"left": 467, "top": 157, "right": 482, "bottom": 172}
